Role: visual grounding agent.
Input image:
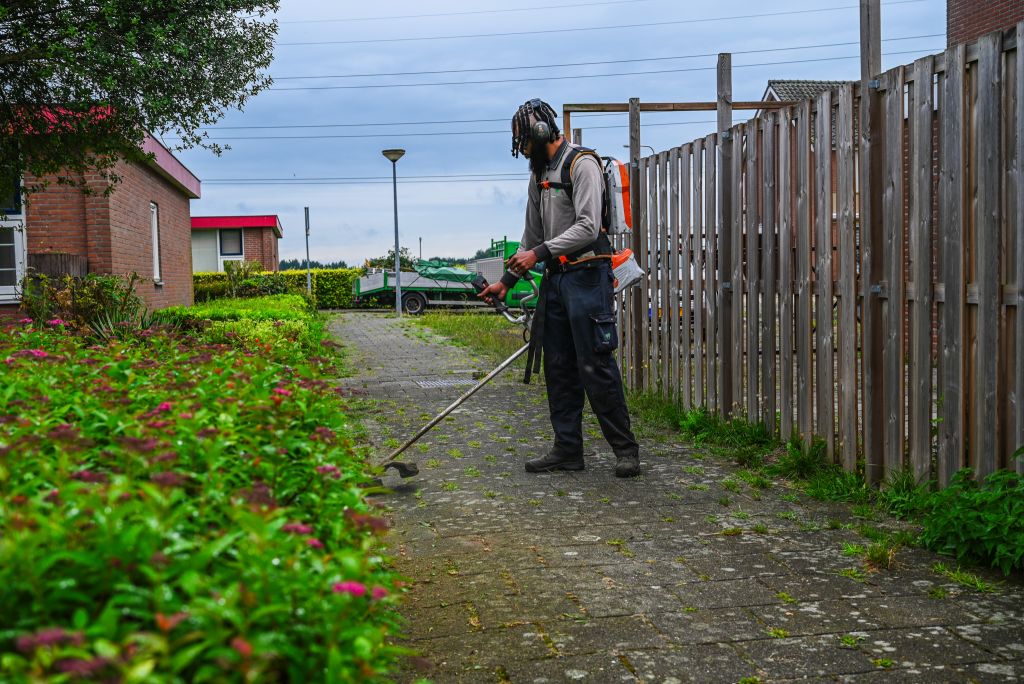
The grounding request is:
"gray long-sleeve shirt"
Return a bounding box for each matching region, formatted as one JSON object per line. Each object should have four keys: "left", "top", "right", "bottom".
{"left": 502, "top": 142, "right": 603, "bottom": 286}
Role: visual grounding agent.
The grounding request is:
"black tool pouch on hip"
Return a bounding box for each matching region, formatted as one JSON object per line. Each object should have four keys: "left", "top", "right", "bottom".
{"left": 590, "top": 313, "right": 618, "bottom": 354}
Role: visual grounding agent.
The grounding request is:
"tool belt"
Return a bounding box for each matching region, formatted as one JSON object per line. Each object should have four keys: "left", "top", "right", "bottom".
{"left": 524, "top": 232, "right": 612, "bottom": 383}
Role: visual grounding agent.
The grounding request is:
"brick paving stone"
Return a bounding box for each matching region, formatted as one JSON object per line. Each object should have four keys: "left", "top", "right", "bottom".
{"left": 331, "top": 312, "right": 1024, "bottom": 683}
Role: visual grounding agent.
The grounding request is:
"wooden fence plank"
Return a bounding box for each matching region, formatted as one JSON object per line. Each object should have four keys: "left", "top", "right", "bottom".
{"left": 815, "top": 90, "right": 836, "bottom": 461}
{"left": 882, "top": 66, "right": 907, "bottom": 478}
{"left": 693, "top": 139, "right": 706, "bottom": 408}
{"left": 679, "top": 146, "right": 693, "bottom": 408}
{"left": 910, "top": 56, "right": 936, "bottom": 482}
{"left": 746, "top": 121, "right": 761, "bottom": 421}
{"left": 706, "top": 133, "right": 720, "bottom": 413}
{"left": 836, "top": 84, "right": 858, "bottom": 471}
{"left": 649, "top": 155, "right": 661, "bottom": 394}
{"left": 974, "top": 34, "right": 1001, "bottom": 478}
{"left": 938, "top": 44, "right": 967, "bottom": 486}
{"left": 762, "top": 114, "right": 778, "bottom": 437}
{"left": 661, "top": 151, "right": 673, "bottom": 398}
{"left": 779, "top": 108, "right": 795, "bottom": 441}
{"left": 640, "top": 156, "right": 651, "bottom": 392}
{"left": 1016, "top": 23, "right": 1024, "bottom": 474}
{"left": 796, "top": 102, "right": 814, "bottom": 444}
{"left": 731, "top": 125, "right": 745, "bottom": 414}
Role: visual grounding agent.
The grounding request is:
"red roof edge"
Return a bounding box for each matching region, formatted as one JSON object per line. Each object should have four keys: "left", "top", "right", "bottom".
{"left": 192, "top": 215, "right": 283, "bottom": 238}
{"left": 143, "top": 135, "right": 201, "bottom": 199}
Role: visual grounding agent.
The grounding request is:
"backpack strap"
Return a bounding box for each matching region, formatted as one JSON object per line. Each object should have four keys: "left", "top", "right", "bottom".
{"left": 536, "top": 147, "right": 601, "bottom": 203}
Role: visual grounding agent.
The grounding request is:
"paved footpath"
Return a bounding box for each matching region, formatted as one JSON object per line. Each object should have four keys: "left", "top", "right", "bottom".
{"left": 331, "top": 312, "right": 1024, "bottom": 684}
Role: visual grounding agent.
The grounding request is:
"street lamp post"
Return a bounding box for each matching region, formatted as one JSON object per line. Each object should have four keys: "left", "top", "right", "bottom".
{"left": 623, "top": 143, "right": 656, "bottom": 156}
{"left": 382, "top": 148, "right": 406, "bottom": 316}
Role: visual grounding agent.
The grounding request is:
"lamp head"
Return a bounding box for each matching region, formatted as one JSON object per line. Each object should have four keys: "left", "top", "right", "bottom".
{"left": 382, "top": 148, "right": 406, "bottom": 162}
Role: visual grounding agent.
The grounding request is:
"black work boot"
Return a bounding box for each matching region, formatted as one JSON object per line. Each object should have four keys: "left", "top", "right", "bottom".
{"left": 525, "top": 451, "right": 585, "bottom": 473}
{"left": 614, "top": 453, "right": 640, "bottom": 478}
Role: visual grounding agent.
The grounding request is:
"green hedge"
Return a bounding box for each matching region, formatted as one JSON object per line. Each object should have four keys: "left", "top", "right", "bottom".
{"left": 193, "top": 269, "right": 375, "bottom": 309}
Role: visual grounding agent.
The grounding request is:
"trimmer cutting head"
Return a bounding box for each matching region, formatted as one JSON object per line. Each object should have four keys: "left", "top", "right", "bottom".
{"left": 383, "top": 461, "right": 419, "bottom": 478}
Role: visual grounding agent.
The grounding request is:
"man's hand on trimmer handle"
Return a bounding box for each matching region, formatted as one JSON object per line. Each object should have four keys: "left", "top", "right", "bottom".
{"left": 476, "top": 280, "right": 508, "bottom": 307}
{"left": 472, "top": 273, "right": 508, "bottom": 308}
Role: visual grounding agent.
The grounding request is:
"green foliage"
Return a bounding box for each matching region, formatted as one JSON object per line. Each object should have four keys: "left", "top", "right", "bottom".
{"left": 19, "top": 272, "right": 154, "bottom": 341}
{"left": 769, "top": 438, "right": 827, "bottom": 479}
{"left": 365, "top": 247, "right": 415, "bottom": 272}
{"left": 678, "top": 408, "right": 776, "bottom": 468}
{"left": 2, "top": 0, "right": 277, "bottom": 199}
{"left": 919, "top": 468, "right": 1024, "bottom": 575}
{"left": 194, "top": 268, "right": 375, "bottom": 309}
{"left": 157, "top": 296, "right": 326, "bottom": 363}
{"left": 0, "top": 302, "right": 400, "bottom": 680}
{"left": 280, "top": 258, "right": 348, "bottom": 271}
{"left": 931, "top": 562, "right": 1001, "bottom": 592}
{"left": 223, "top": 260, "right": 264, "bottom": 297}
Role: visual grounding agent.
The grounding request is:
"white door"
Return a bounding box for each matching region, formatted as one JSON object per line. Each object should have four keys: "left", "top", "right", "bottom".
{"left": 0, "top": 221, "right": 26, "bottom": 303}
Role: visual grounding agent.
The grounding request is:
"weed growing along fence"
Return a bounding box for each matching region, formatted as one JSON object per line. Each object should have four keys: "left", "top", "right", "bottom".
{"left": 614, "top": 24, "right": 1024, "bottom": 487}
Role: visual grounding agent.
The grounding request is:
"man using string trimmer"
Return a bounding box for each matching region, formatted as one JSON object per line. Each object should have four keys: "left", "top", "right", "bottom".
{"left": 478, "top": 98, "right": 642, "bottom": 478}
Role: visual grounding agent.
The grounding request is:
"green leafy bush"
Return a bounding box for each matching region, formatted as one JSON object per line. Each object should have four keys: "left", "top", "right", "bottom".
{"left": 193, "top": 268, "right": 374, "bottom": 309}
{"left": 919, "top": 462, "right": 1024, "bottom": 575}
{"left": 0, "top": 308, "right": 400, "bottom": 680}
{"left": 19, "top": 272, "right": 153, "bottom": 340}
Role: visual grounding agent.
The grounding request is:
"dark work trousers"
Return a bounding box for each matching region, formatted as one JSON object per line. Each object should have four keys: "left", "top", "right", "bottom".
{"left": 541, "top": 261, "right": 639, "bottom": 460}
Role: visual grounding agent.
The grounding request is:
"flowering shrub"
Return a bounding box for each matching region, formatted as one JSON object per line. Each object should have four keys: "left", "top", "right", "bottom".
{"left": 0, "top": 308, "right": 400, "bottom": 681}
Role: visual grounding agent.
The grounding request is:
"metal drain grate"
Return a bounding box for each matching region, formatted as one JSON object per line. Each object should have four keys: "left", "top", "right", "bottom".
{"left": 415, "top": 378, "right": 479, "bottom": 389}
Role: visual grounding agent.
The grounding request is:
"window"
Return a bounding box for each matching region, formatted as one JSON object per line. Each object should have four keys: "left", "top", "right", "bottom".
{"left": 151, "top": 202, "right": 162, "bottom": 283}
{"left": 1, "top": 182, "right": 21, "bottom": 217}
{"left": 220, "top": 228, "right": 243, "bottom": 256}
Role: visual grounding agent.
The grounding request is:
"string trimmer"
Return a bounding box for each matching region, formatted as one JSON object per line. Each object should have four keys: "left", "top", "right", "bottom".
{"left": 376, "top": 249, "right": 643, "bottom": 479}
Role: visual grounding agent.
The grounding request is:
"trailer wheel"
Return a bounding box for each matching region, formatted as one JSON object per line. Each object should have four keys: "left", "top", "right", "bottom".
{"left": 402, "top": 292, "right": 427, "bottom": 315}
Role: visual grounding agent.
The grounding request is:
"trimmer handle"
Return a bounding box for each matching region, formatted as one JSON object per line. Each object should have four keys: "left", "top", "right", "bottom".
{"left": 471, "top": 274, "right": 510, "bottom": 314}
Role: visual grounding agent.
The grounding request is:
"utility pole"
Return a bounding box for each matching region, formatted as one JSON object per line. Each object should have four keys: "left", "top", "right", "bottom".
{"left": 304, "top": 206, "right": 312, "bottom": 295}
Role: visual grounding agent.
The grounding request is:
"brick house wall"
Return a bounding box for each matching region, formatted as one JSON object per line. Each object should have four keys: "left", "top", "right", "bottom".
{"left": 23, "top": 141, "right": 199, "bottom": 311}
{"left": 106, "top": 158, "right": 194, "bottom": 308}
{"left": 242, "top": 227, "right": 280, "bottom": 271}
{"left": 948, "top": 0, "right": 1024, "bottom": 46}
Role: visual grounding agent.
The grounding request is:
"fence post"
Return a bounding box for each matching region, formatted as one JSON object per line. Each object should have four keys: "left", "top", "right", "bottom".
{"left": 859, "top": 0, "right": 885, "bottom": 483}
{"left": 629, "top": 98, "right": 643, "bottom": 391}
{"left": 717, "top": 53, "right": 735, "bottom": 417}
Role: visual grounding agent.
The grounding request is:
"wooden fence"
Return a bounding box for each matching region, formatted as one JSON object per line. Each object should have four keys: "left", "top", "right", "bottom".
{"left": 613, "top": 25, "right": 1024, "bottom": 485}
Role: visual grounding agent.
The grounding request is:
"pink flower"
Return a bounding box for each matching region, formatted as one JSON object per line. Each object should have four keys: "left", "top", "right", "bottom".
{"left": 156, "top": 402, "right": 172, "bottom": 412}
{"left": 272, "top": 388, "right": 292, "bottom": 397}
{"left": 46, "top": 318, "right": 66, "bottom": 326}
{"left": 316, "top": 464, "right": 341, "bottom": 479}
{"left": 282, "top": 522, "right": 314, "bottom": 535}
{"left": 150, "top": 471, "right": 187, "bottom": 488}
{"left": 71, "top": 470, "right": 108, "bottom": 484}
{"left": 332, "top": 581, "right": 367, "bottom": 597}
{"left": 371, "top": 586, "right": 388, "bottom": 600}
{"left": 306, "top": 538, "right": 324, "bottom": 549}
{"left": 17, "top": 317, "right": 32, "bottom": 324}
{"left": 231, "top": 636, "right": 253, "bottom": 658}
{"left": 27, "top": 349, "right": 47, "bottom": 358}
{"left": 178, "top": 412, "right": 194, "bottom": 420}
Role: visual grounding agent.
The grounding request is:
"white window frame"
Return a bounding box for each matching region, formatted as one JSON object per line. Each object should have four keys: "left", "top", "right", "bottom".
{"left": 0, "top": 182, "right": 27, "bottom": 303}
{"left": 218, "top": 228, "right": 244, "bottom": 271}
{"left": 151, "top": 202, "right": 162, "bottom": 284}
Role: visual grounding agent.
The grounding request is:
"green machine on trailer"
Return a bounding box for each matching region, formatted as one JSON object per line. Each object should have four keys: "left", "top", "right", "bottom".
{"left": 352, "top": 238, "right": 541, "bottom": 314}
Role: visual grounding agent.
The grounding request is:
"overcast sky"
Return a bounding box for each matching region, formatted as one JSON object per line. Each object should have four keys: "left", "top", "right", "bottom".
{"left": 171, "top": 0, "right": 945, "bottom": 267}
